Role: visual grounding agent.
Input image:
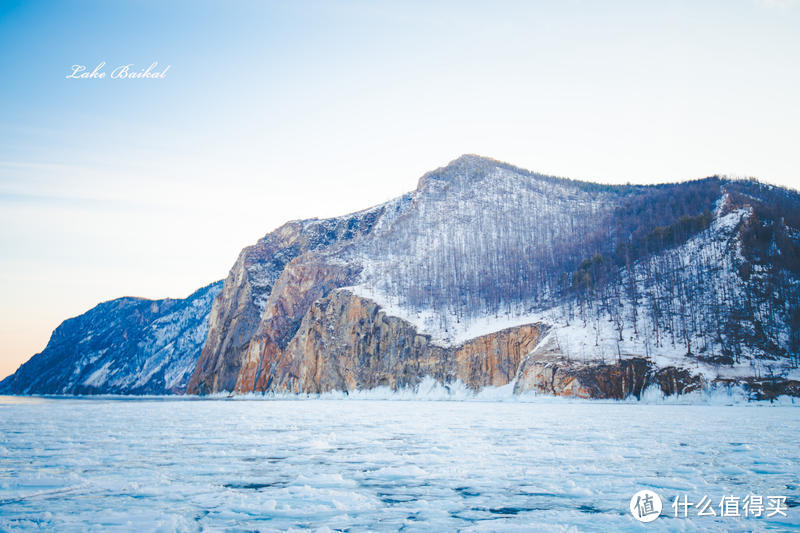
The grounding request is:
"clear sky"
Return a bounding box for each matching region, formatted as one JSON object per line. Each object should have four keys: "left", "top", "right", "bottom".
{"left": 1, "top": 0, "right": 798, "bottom": 380}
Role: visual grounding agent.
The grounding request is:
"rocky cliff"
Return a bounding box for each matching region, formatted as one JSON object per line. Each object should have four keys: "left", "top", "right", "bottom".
{"left": 186, "top": 199, "right": 410, "bottom": 394}
{"left": 185, "top": 155, "right": 800, "bottom": 399}
{"left": 7, "top": 155, "right": 800, "bottom": 399}
{"left": 252, "top": 289, "right": 544, "bottom": 393}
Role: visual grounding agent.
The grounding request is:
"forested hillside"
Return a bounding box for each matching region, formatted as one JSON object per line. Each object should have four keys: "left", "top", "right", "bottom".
{"left": 348, "top": 156, "right": 799, "bottom": 380}
{"left": 5, "top": 155, "right": 799, "bottom": 397}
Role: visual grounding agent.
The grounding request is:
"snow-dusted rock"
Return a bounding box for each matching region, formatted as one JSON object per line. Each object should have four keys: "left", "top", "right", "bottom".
{"left": 190, "top": 155, "right": 800, "bottom": 398}
{"left": 7, "top": 155, "right": 800, "bottom": 398}
{"left": 0, "top": 282, "right": 222, "bottom": 395}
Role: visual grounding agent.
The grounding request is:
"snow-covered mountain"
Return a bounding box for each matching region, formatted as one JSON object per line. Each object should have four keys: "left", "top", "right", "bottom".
{"left": 5, "top": 155, "right": 800, "bottom": 398}
{"left": 0, "top": 282, "right": 222, "bottom": 395}
{"left": 188, "top": 155, "right": 800, "bottom": 399}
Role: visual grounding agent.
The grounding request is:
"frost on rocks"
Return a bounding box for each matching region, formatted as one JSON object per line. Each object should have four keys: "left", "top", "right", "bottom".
{"left": 5, "top": 155, "right": 800, "bottom": 397}
{"left": 0, "top": 282, "right": 223, "bottom": 395}
{"left": 343, "top": 156, "right": 800, "bottom": 384}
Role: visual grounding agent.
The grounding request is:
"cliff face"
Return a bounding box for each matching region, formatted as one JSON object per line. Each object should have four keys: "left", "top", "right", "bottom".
{"left": 263, "top": 290, "right": 545, "bottom": 394}
{"left": 512, "top": 335, "right": 704, "bottom": 399}
{"left": 0, "top": 282, "right": 222, "bottom": 395}
{"left": 184, "top": 155, "right": 800, "bottom": 399}
{"left": 239, "top": 257, "right": 360, "bottom": 392}
{"left": 186, "top": 221, "right": 311, "bottom": 395}
{"left": 186, "top": 198, "right": 410, "bottom": 395}
{"left": 198, "top": 288, "right": 750, "bottom": 400}
{"left": 8, "top": 155, "right": 800, "bottom": 399}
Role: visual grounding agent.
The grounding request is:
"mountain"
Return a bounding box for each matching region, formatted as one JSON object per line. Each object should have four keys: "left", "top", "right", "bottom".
{"left": 0, "top": 282, "right": 222, "bottom": 395}
{"left": 5, "top": 155, "right": 800, "bottom": 399}
{"left": 188, "top": 155, "right": 800, "bottom": 399}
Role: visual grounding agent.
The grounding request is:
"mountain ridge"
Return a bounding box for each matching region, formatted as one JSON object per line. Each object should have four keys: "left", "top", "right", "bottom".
{"left": 3, "top": 155, "right": 799, "bottom": 399}
{"left": 0, "top": 281, "right": 222, "bottom": 394}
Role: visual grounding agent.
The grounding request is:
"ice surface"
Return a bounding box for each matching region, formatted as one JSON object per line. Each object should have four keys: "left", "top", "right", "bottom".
{"left": 0, "top": 397, "right": 798, "bottom": 532}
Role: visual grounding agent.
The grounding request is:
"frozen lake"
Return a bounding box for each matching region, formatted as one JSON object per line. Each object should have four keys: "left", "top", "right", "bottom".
{"left": 1, "top": 397, "right": 798, "bottom": 531}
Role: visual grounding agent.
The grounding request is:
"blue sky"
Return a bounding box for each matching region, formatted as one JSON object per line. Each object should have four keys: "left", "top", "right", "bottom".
{"left": 1, "top": 0, "right": 799, "bottom": 378}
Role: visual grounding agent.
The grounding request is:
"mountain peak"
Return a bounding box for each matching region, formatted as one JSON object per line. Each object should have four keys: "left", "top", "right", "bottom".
{"left": 450, "top": 153, "right": 496, "bottom": 165}
{"left": 7, "top": 155, "right": 800, "bottom": 400}
{"left": 445, "top": 153, "right": 506, "bottom": 172}
{"left": 416, "top": 154, "right": 507, "bottom": 192}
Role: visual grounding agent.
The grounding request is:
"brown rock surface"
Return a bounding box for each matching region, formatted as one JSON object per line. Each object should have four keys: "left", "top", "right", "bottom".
{"left": 239, "top": 257, "right": 360, "bottom": 392}
{"left": 194, "top": 276, "right": 712, "bottom": 398}
{"left": 257, "top": 289, "right": 546, "bottom": 394}
{"left": 514, "top": 335, "right": 707, "bottom": 398}
{"left": 187, "top": 204, "right": 397, "bottom": 395}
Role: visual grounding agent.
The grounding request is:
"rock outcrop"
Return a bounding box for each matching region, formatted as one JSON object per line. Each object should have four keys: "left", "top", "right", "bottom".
{"left": 514, "top": 353, "right": 706, "bottom": 399}
{"left": 185, "top": 155, "right": 800, "bottom": 399}
{"left": 712, "top": 378, "right": 800, "bottom": 401}
{"left": 7, "top": 155, "right": 800, "bottom": 399}
{"left": 239, "top": 257, "right": 361, "bottom": 392}
{"left": 254, "top": 289, "right": 545, "bottom": 393}
{"left": 513, "top": 335, "right": 707, "bottom": 398}
{"left": 195, "top": 288, "right": 710, "bottom": 399}
{"left": 187, "top": 198, "right": 410, "bottom": 395}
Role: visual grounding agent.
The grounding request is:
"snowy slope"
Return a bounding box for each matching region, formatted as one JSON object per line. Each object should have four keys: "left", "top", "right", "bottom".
{"left": 0, "top": 281, "right": 223, "bottom": 395}
{"left": 350, "top": 155, "right": 616, "bottom": 329}
{"left": 6, "top": 155, "right": 799, "bottom": 396}
{"left": 344, "top": 156, "right": 800, "bottom": 383}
